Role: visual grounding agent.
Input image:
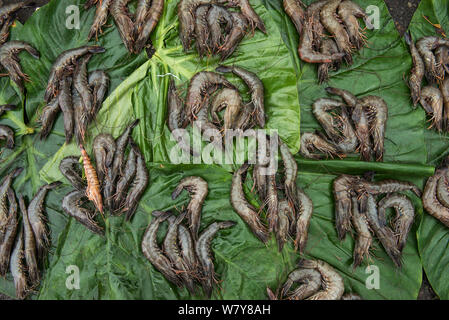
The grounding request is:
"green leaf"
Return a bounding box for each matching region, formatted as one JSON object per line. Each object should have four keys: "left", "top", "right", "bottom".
{"left": 411, "top": 0, "right": 449, "bottom": 300}
{"left": 0, "top": 0, "right": 444, "bottom": 300}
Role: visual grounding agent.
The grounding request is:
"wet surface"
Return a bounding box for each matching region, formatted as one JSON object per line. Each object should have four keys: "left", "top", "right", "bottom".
{"left": 384, "top": 0, "right": 421, "bottom": 36}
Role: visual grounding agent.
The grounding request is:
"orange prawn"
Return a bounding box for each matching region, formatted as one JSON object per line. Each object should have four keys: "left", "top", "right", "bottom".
{"left": 79, "top": 144, "right": 104, "bottom": 216}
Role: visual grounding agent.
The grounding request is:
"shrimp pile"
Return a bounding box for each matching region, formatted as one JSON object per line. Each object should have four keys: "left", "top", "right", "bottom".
{"left": 300, "top": 87, "right": 388, "bottom": 162}
{"left": 0, "top": 2, "right": 40, "bottom": 93}
{"left": 423, "top": 157, "right": 449, "bottom": 229}
{"left": 167, "top": 66, "right": 266, "bottom": 154}
{"left": 231, "top": 136, "right": 314, "bottom": 253}
{"left": 142, "top": 176, "right": 236, "bottom": 297}
{"left": 60, "top": 120, "right": 149, "bottom": 234}
{"left": 0, "top": 167, "right": 60, "bottom": 299}
{"left": 85, "top": 0, "right": 164, "bottom": 55}
{"left": 40, "top": 46, "right": 109, "bottom": 144}
{"left": 178, "top": 0, "right": 266, "bottom": 61}
{"left": 405, "top": 32, "right": 449, "bottom": 132}
{"left": 0, "top": 40, "right": 40, "bottom": 94}
{"left": 267, "top": 259, "right": 361, "bottom": 300}
{"left": 283, "top": 0, "right": 371, "bottom": 83}
{"left": 332, "top": 173, "right": 420, "bottom": 268}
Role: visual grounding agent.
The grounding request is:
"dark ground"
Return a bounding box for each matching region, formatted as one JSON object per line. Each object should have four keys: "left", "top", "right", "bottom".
{"left": 0, "top": 0, "right": 439, "bottom": 301}
{"left": 3, "top": 0, "right": 50, "bottom": 24}
{"left": 384, "top": 0, "right": 421, "bottom": 35}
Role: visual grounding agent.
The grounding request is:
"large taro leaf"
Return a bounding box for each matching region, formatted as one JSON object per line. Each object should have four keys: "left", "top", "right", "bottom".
{"left": 0, "top": 0, "right": 148, "bottom": 298}
{"left": 409, "top": 0, "right": 449, "bottom": 300}
{"left": 262, "top": 0, "right": 434, "bottom": 299}
{"left": 36, "top": 0, "right": 303, "bottom": 300}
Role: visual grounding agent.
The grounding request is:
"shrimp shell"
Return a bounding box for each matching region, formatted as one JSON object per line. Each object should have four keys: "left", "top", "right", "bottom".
{"left": 141, "top": 211, "right": 182, "bottom": 287}
{"left": 436, "top": 168, "right": 449, "bottom": 208}
{"left": 299, "top": 259, "right": 344, "bottom": 300}
{"left": 294, "top": 186, "right": 313, "bottom": 254}
{"left": 164, "top": 212, "right": 196, "bottom": 294}
{"left": 420, "top": 86, "right": 443, "bottom": 131}
{"left": 178, "top": 220, "right": 199, "bottom": 275}
{"left": 338, "top": 0, "right": 367, "bottom": 50}
{"left": 333, "top": 174, "right": 360, "bottom": 239}
{"left": 171, "top": 176, "right": 208, "bottom": 240}
{"left": 276, "top": 200, "right": 290, "bottom": 252}
{"left": 185, "top": 71, "right": 236, "bottom": 122}
{"left": 0, "top": 104, "right": 16, "bottom": 117}
{"left": 0, "top": 167, "right": 22, "bottom": 230}
{"left": 404, "top": 32, "right": 424, "bottom": 107}
{"left": 279, "top": 139, "right": 299, "bottom": 213}
{"left": 27, "top": 181, "right": 61, "bottom": 260}
{"left": 320, "top": 0, "right": 353, "bottom": 64}
{"left": 229, "top": 0, "right": 265, "bottom": 34}
{"left": 360, "top": 179, "right": 421, "bottom": 198}
{"left": 110, "top": 0, "right": 135, "bottom": 52}
{"left": 59, "top": 156, "right": 85, "bottom": 191}
{"left": 167, "top": 79, "right": 198, "bottom": 156}
{"left": 178, "top": 0, "right": 227, "bottom": 51}
{"left": 195, "top": 220, "right": 235, "bottom": 298}
{"left": 0, "top": 188, "right": 18, "bottom": 276}
{"left": 378, "top": 193, "right": 414, "bottom": 252}
{"left": 73, "top": 54, "right": 93, "bottom": 119}
{"left": 364, "top": 193, "right": 402, "bottom": 268}
{"left": 62, "top": 190, "right": 104, "bottom": 235}
{"left": 58, "top": 76, "right": 74, "bottom": 144}
{"left": 87, "top": 0, "right": 113, "bottom": 41}
{"left": 10, "top": 228, "right": 27, "bottom": 300}
{"left": 39, "top": 97, "right": 60, "bottom": 140}
{"left": 88, "top": 70, "right": 110, "bottom": 117}
{"left": 207, "top": 5, "right": 233, "bottom": 54}
{"left": 93, "top": 133, "right": 116, "bottom": 183}
{"left": 0, "top": 40, "right": 40, "bottom": 93}
{"left": 265, "top": 173, "right": 278, "bottom": 233}
{"left": 299, "top": 132, "right": 341, "bottom": 159}
{"left": 134, "top": 0, "right": 152, "bottom": 36}
{"left": 317, "top": 39, "right": 341, "bottom": 84}
{"left": 416, "top": 36, "right": 449, "bottom": 83}
{"left": 351, "top": 196, "right": 372, "bottom": 269}
{"left": 210, "top": 88, "right": 243, "bottom": 129}
{"left": 44, "top": 46, "right": 105, "bottom": 102}
{"left": 230, "top": 163, "right": 269, "bottom": 243}
{"left": 219, "top": 12, "right": 248, "bottom": 62}
{"left": 19, "top": 195, "right": 40, "bottom": 286}
{"left": 216, "top": 65, "right": 265, "bottom": 128}
{"left": 123, "top": 142, "right": 149, "bottom": 221}
{"left": 440, "top": 78, "right": 449, "bottom": 131}
{"left": 114, "top": 147, "right": 137, "bottom": 210}
{"left": 352, "top": 103, "right": 372, "bottom": 161}
{"left": 194, "top": 5, "right": 211, "bottom": 58}
{"left": 134, "top": 0, "right": 164, "bottom": 53}
{"left": 280, "top": 268, "right": 321, "bottom": 300}
{"left": 423, "top": 170, "right": 449, "bottom": 228}
{"left": 297, "top": 23, "right": 345, "bottom": 64}
{"left": 73, "top": 89, "right": 88, "bottom": 146}
{"left": 283, "top": 0, "right": 305, "bottom": 35}
{"left": 0, "top": 124, "right": 14, "bottom": 149}
{"left": 359, "top": 95, "right": 388, "bottom": 161}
